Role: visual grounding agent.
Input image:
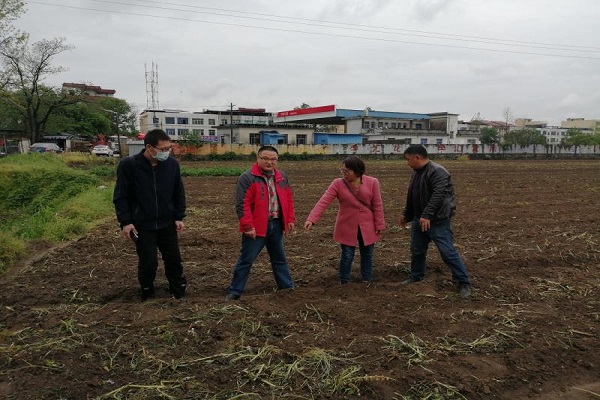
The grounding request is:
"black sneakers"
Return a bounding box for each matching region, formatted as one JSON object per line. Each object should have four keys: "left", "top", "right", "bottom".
{"left": 169, "top": 279, "right": 187, "bottom": 300}
{"left": 225, "top": 293, "right": 240, "bottom": 300}
{"left": 141, "top": 287, "right": 155, "bottom": 302}
{"left": 401, "top": 277, "right": 422, "bottom": 285}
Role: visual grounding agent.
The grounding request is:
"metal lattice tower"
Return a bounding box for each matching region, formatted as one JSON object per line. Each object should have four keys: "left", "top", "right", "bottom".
{"left": 145, "top": 62, "right": 159, "bottom": 109}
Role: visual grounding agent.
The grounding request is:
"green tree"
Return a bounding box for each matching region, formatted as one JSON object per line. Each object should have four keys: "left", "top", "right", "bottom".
{"left": 0, "top": 37, "right": 82, "bottom": 143}
{"left": 564, "top": 128, "right": 600, "bottom": 146}
{"left": 0, "top": 0, "right": 25, "bottom": 52}
{"left": 503, "top": 128, "right": 547, "bottom": 147}
{"left": 93, "top": 97, "right": 138, "bottom": 136}
{"left": 44, "top": 102, "right": 111, "bottom": 138}
{"left": 479, "top": 127, "right": 499, "bottom": 144}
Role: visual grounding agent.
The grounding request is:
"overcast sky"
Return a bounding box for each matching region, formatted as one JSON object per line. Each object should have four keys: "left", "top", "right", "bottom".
{"left": 17, "top": 0, "right": 600, "bottom": 125}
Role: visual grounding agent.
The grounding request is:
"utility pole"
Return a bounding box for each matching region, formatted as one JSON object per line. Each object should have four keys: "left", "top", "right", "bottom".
{"left": 101, "top": 108, "right": 123, "bottom": 158}
{"left": 115, "top": 112, "right": 122, "bottom": 158}
{"left": 229, "top": 102, "right": 235, "bottom": 144}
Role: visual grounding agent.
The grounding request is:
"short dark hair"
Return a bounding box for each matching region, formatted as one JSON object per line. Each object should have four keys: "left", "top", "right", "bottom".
{"left": 403, "top": 144, "right": 428, "bottom": 158}
{"left": 343, "top": 155, "right": 365, "bottom": 177}
{"left": 144, "top": 129, "right": 170, "bottom": 147}
{"left": 258, "top": 145, "right": 278, "bottom": 155}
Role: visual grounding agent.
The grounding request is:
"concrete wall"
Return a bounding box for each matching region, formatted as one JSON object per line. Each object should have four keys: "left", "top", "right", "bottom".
{"left": 127, "top": 140, "right": 600, "bottom": 157}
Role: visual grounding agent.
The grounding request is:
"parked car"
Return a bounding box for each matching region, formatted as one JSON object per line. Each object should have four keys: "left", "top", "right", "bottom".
{"left": 30, "top": 143, "right": 63, "bottom": 153}
{"left": 91, "top": 145, "right": 114, "bottom": 157}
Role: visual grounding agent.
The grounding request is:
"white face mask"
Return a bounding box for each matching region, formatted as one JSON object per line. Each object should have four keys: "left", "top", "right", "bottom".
{"left": 154, "top": 150, "right": 170, "bottom": 162}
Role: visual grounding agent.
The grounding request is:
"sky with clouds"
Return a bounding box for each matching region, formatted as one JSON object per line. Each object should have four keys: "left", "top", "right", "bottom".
{"left": 17, "top": 0, "right": 600, "bottom": 125}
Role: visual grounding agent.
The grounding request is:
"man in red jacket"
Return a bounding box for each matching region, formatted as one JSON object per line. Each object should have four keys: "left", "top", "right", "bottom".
{"left": 226, "top": 146, "right": 296, "bottom": 300}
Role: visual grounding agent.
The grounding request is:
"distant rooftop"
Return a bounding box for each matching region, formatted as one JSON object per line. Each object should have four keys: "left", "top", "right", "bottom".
{"left": 62, "top": 83, "right": 116, "bottom": 96}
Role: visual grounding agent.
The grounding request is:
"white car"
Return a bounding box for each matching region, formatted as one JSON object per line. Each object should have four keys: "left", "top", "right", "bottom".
{"left": 91, "top": 145, "right": 114, "bottom": 157}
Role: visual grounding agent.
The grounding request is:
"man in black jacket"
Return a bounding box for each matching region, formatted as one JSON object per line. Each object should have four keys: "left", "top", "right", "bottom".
{"left": 113, "top": 129, "right": 187, "bottom": 301}
{"left": 399, "top": 145, "right": 471, "bottom": 298}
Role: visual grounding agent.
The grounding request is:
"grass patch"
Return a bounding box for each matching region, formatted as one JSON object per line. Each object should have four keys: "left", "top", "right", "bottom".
{"left": 180, "top": 166, "right": 246, "bottom": 177}
{"left": 0, "top": 154, "right": 115, "bottom": 272}
{"left": 0, "top": 232, "right": 26, "bottom": 273}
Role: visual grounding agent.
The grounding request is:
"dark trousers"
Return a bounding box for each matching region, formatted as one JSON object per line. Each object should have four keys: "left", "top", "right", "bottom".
{"left": 135, "top": 224, "right": 186, "bottom": 295}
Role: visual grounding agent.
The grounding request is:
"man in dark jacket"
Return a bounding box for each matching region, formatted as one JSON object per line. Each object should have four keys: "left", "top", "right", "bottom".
{"left": 113, "top": 129, "right": 187, "bottom": 301}
{"left": 226, "top": 145, "right": 295, "bottom": 300}
{"left": 399, "top": 145, "right": 472, "bottom": 298}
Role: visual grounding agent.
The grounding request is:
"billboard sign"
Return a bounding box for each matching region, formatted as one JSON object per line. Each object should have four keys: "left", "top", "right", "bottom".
{"left": 274, "top": 104, "right": 336, "bottom": 123}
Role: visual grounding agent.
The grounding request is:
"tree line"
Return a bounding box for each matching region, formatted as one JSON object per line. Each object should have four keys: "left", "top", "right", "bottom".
{"left": 0, "top": 1, "right": 137, "bottom": 144}
{"left": 479, "top": 126, "right": 600, "bottom": 148}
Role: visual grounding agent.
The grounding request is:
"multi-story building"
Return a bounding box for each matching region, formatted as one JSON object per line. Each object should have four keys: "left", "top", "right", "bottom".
{"left": 514, "top": 118, "right": 547, "bottom": 129}
{"left": 139, "top": 108, "right": 271, "bottom": 142}
{"left": 561, "top": 118, "right": 600, "bottom": 131}
{"left": 274, "top": 105, "right": 462, "bottom": 145}
{"left": 539, "top": 126, "right": 569, "bottom": 144}
{"left": 456, "top": 120, "right": 513, "bottom": 144}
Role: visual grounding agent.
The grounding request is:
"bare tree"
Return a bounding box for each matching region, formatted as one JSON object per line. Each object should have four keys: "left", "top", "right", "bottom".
{"left": 0, "top": 37, "right": 81, "bottom": 142}
{"left": 502, "top": 107, "right": 514, "bottom": 139}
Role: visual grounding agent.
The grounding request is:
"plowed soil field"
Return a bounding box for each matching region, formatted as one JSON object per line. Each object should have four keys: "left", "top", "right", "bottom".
{"left": 1, "top": 159, "right": 599, "bottom": 399}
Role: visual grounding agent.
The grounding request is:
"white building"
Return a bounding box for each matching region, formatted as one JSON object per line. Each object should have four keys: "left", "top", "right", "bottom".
{"left": 539, "top": 127, "right": 569, "bottom": 144}
{"left": 139, "top": 108, "right": 271, "bottom": 142}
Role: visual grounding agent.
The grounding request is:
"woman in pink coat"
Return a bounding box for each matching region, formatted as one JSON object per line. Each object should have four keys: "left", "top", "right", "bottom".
{"left": 304, "top": 155, "right": 385, "bottom": 284}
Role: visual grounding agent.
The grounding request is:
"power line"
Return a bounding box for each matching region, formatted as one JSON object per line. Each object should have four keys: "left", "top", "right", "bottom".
{"left": 96, "top": 0, "right": 600, "bottom": 52}
{"left": 28, "top": 1, "right": 600, "bottom": 60}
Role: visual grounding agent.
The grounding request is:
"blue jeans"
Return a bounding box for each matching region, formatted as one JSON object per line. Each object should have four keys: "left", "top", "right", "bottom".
{"left": 228, "top": 219, "right": 294, "bottom": 296}
{"left": 340, "top": 229, "right": 374, "bottom": 283}
{"left": 410, "top": 218, "right": 470, "bottom": 284}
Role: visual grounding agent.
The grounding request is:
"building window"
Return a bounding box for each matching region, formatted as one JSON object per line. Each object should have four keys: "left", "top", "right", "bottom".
{"left": 416, "top": 123, "right": 423, "bottom": 130}
{"left": 277, "top": 135, "right": 288, "bottom": 145}
{"left": 296, "top": 134, "right": 307, "bottom": 145}
{"left": 192, "top": 118, "right": 204, "bottom": 125}
{"left": 363, "top": 121, "right": 370, "bottom": 129}
{"left": 192, "top": 129, "right": 201, "bottom": 134}
{"left": 152, "top": 117, "right": 159, "bottom": 124}
{"left": 221, "top": 119, "right": 228, "bottom": 125}
{"left": 405, "top": 138, "right": 412, "bottom": 144}
{"left": 165, "top": 128, "right": 175, "bottom": 135}
{"left": 391, "top": 123, "right": 397, "bottom": 129}
{"left": 371, "top": 122, "right": 375, "bottom": 128}
{"left": 467, "top": 139, "right": 476, "bottom": 144}
{"left": 165, "top": 117, "right": 175, "bottom": 124}
{"left": 378, "top": 122, "right": 383, "bottom": 128}
{"left": 420, "top": 138, "right": 428, "bottom": 145}
{"left": 250, "top": 133, "right": 261, "bottom": 145}
{"left": 436, "top": 138, "right": 443, "bottom": 144}
{"left": 177, "top": 117, "right": 188, "bottom": 125}
{"left": 208, "top": 129, "right": 216, "bottom": 136}
{"left": 178, "top": 129, "right": 188, "bottom": 135}
{"left": 208, "top": 119, "right": 216, "bottom": 125}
